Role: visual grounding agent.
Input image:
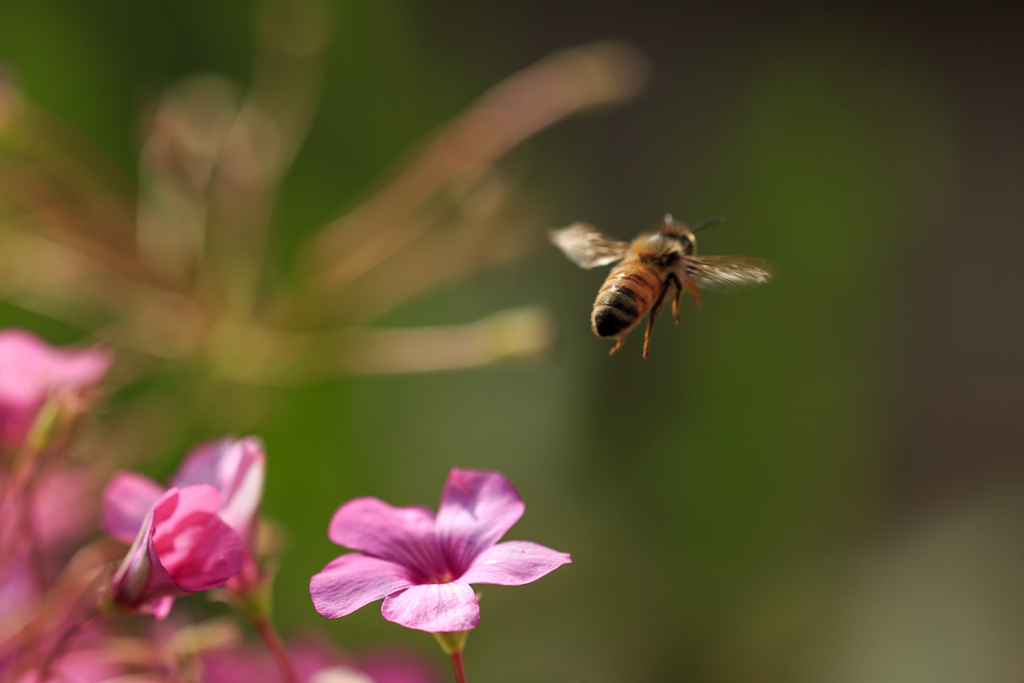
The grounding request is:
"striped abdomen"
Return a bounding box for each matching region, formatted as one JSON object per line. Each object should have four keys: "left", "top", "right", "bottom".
{"left": 591, "top": 262, "right": 662, "bottom": 338}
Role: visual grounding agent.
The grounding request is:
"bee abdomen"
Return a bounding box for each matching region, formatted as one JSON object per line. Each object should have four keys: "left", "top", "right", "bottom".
{"left": 591, "top": 264, "right": 660, "bottom": 338}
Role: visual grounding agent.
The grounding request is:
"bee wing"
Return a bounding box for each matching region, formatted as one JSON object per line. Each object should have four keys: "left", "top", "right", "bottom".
{"left": 684, "top": 255, "right": 774, "bottom": 291}
{"left": 549, "top": 223, "right": 631, "bottom": 269}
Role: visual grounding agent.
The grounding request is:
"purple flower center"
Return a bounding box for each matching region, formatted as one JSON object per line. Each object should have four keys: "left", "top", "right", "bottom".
{"left": 388, "top": 534, "right": 471, "bottom": 586}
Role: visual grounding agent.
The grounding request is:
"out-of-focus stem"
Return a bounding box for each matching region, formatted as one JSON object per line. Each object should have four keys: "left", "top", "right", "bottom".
{"left": 0, "top": 427, "right": 46, "bottom": 569}
{"left": 206, "top": 306, "right": 557, "bottom": 384}
{"left": 449, "top": 651, "right": 468, "bottom": 683}
{"left": 253, "top": 618, "right": 299, "bottom": 683}
{"left": 306, "top": 41, "right": 648, "bottom": 285}
{"left": 36, "top": 607, "right": 99, "bottom": 681}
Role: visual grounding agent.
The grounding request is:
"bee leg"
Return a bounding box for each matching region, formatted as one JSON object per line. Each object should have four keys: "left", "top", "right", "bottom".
{"left": 609, "top": 338, "right": 625, "bottom": 356}
{"left": 643, "top": 317, "right": 656, "bottom": 358}
{"left": 670, "top": 274, "right": 683, "bottom": 324}
{"left": 643, "top": 279, "right": 674, "bottom": 359}
{"left": 684, "top": 279, "right": 702, "bottom": 309}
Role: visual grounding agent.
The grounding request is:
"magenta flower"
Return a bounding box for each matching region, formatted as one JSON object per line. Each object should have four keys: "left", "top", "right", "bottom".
{"left": 104, "top": 437, "right": 266, "bottom": 589}
{"left": 104, "top": 484, "right": 243, "bottom": 618}
{"left": 170, "top": 437, "right": 266, "bottom": 585}
{"left": 310, "top": 468, "right": 571, "bottom": 632}
{"left": 0, "top": 329, "right": 111, "bottom": 451}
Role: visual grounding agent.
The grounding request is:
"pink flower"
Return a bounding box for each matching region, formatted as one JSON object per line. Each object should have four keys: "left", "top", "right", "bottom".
{"left": 104, "top": 437, "right": 266, "bottom": 590}
{"left": 171, "top": 437, "right": 266, "bottom": 586}
{"left": 0, "top": 329, "right": 111, "bottom": 451}
{"left": 310, "top": 468, "right": 571, "bottom": 632}
{"left": 105, "top": 484, "right": 243, "bottom": 618}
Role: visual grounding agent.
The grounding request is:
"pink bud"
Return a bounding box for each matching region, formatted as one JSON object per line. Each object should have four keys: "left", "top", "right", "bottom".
{"left": 110, "top": 486, "right": 243, "bottom": 618}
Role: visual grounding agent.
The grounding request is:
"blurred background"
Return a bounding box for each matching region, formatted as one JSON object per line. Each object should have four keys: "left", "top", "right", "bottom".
{"left": 1, "top": 0, "right": 1023, "bottom": 681}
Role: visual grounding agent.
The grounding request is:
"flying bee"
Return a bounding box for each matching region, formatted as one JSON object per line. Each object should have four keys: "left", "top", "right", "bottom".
{"left": 550, "top": 214, "right": 772, "bottom": 357}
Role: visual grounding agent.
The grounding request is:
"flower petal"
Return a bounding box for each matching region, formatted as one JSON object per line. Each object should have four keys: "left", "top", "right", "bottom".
{"left": 459, "top": 540, "right": 571, "bottom": 586}
{"left": 327, "top": 498, "right": 444, "bottom": 578}
{"left": 102, "top": 472, "right": 166, "bottom": 543}
{"left": 0, "top": 329, "right": 111, "bottom": 403}
{"left": 170, "top": 438, "right": 232, "bottom": 488}
{"left": 215, "top": 438, "right": 266, "bottom": 540}
{"left": 435, "top": 469, "right": 524, "bottom": 572}
{"left": 150, "top": 485, "right": 243, "bottom": 592}
{"left": 112, "top": 504, "right": 169, "bottom": 605}
{"left": 173, "top": 437, "right": 267, "bottom": 540}
{"left": 149, "top": 595, "right": 175, "bottom": 620}
{"left": 0, "top": 330, "right": 111, "bottom": 448}
{"left": 381, "top": 582, "right": 480, "bottom": 632}
{"left": 311, "top": 553, "right": 414, "bottom": 619}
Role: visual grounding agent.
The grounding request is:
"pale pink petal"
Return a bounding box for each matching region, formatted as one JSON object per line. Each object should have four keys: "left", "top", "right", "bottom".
{"left": 47, "top": 345, "right": 113, "bottom": 388}
{"left": 149, "top": 595, "right": 175, "bottom": 620}
{"left": 102, "top": 472, "right": 166, "bottom": 543}
{"left": 435, "top": 469, "right": 524, "bottom": 572}
{"left": 311, "top": 552, "right": 414, "bottom": 619}
{"left": 328, "top": 498, "right": 445, "bottom": 579}
{"left": 0, "top": 329, "right": 58, "bottom": 446}
{"left": 170, "top": 438, "right": 232, "bottom": 488}
{"left": 151, "top": 485, "right": 243, "bottom": 592}
{"left": 0, "top": 330, "right": 60, "bottom": 405}
{"left": 0, "top": 330, "right": 111, "bottom": 401}
{"left": 172, "top": 437, "right": 266, "bottom": 547}
{"left": 381, "top": 582, "right": 480, "bottom": 632}
{"left": 214, "top": 438, "right": 266, "bottom": 540}
{"left": 459, "top": 540, "right": 571, "bottom": 586}
{"left": 0, "top": 330, "right": 108, "bottom": 447}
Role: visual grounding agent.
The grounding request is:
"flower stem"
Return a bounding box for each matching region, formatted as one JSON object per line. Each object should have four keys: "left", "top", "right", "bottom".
{"left": 253, "top": 618, "right": 299, "bottom": 683}
{"left": 449, "top": 650, "right": 468, "bottom": 683}
{"left": 432, "top": 631, "right": 470, "bottom": 683}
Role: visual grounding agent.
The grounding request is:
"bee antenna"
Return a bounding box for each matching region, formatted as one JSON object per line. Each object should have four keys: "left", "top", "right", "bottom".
{"left": 691, "top": 216, "right": 724, "bottom": 232}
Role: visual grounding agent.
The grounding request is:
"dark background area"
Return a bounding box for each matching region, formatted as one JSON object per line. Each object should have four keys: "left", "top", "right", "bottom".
{"left": 1, "top": 1, "right": 1023, "bottom": 681}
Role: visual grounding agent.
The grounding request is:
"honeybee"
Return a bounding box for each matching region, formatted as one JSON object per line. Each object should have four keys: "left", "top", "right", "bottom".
{"left": 550, "top": 214, "right": 772, "bottom": 357}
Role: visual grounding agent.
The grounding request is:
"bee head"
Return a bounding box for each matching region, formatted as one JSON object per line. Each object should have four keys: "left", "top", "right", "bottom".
{"left": 683, "top": 231, "right": 697, "bottom": 255}
{"left": 658, "top": 214, "right": 702, "bottom": 255}
{"left": 681, "top": 216, "right": 725, "bottom": 254}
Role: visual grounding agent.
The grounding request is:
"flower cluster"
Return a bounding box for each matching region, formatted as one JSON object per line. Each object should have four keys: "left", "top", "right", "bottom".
{"left": 101, "top": 437, "right": 265, "bottom": 618}
{"left": 0, "top": 329, "right": 572, "bottom": 683}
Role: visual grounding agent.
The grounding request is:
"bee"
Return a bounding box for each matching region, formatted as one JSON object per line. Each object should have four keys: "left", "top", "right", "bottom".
{"left": 550, "top": 214, "right": 772, "bottom": 357}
